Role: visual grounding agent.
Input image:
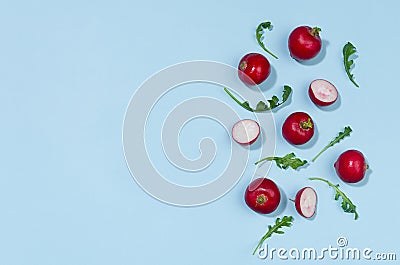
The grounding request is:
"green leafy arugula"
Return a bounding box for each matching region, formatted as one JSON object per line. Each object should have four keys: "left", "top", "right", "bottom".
{"left": 256, "top": 21, "right": 278, "bottom": 59}
{"left": 253, "top": 216, "right": 294, "bottom": 255}
{"left": 255, "top": 152, "right": 307, "bottom": 170}
{"left": 224, "top": 85, "right": 292, "bottom": 112}
{"left": 309, "top": 177, "right": 359, "bottom": 220}
{"left": 312, "top": 126, "right": 352, "bottom": 162}
{"left": 343, "top": 42, "right": 360, "bottom": 88}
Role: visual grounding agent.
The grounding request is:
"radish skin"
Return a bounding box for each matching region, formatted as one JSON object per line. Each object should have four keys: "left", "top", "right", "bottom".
{"left": 334, "top": 150, "right": 368, "bottom": 183}
{"left": 282, "top": 112, "right": 314, "bottom": 145}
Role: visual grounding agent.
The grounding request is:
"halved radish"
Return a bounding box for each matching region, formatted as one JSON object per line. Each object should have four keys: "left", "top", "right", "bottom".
{"left": 232, "top": 119, "right": 260, "bottom": 145}
{"left": 308, "top": 79, "right": 338, "bottom": 106}
{"left": 294, "top": 187, "right": 317, "bottom": 218}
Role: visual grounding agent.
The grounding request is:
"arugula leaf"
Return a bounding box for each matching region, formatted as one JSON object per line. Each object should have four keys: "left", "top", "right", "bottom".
{"left": 255, "top": 152, "right": 307, "bottom": 170}
{"left": 224, "top": 85, "right": 292, "bottom": 112}
{"left": 343, "top": 42, "right": 360, "bottom": 88}
{"left": 309, "top": 177, "right": 359, "bottom": 220}
{"left": 223, "top": 88, "right": 254, "bottom": 112}
{"left": 312, "top": 126, "right": 352, "bottom": 162}
{"left": 256, "top": 21, "right": 278, "bottom": 59}
{"left": 252, "top": 216, "right": 294, "bottom": 255}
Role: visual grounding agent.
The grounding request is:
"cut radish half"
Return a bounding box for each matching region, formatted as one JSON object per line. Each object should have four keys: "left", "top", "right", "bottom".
{"left": 232, "top": 119, "right": 260, "bottom": 145}
{"left": 308, "top": 79, "right": 338, "bottom": 106}
{"left": 295, "top": 187, "right": 317, "bottom": 218}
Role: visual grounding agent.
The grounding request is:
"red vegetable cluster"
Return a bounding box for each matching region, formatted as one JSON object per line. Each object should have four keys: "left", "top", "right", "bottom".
{"left": 229, "top": 23, "right": 369, "bottom": 220}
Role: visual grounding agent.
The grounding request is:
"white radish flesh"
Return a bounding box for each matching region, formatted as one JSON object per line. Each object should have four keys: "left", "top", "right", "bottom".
{"left": 309, "top": 79, "right": 338, "bottom": 106}
{"left": 232, "top": 119, "right": 260, "bottom": 145}
{"left": 295, "top": 187, "right": 317, "bottom": 218}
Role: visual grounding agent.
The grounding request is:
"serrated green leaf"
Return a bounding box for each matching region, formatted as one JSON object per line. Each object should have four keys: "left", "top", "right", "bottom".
{"left": 267, "top": 96, "right": 279, "bottom": 109}
{"left": 347, "top": 59, "right": 354, "bottom": 66}
{"left": 256, "top": 21, "right": 278, "bottom": 59}
{"left": 252, "top": 216, "right": 294, "bottom": 255}
{"left": 312, "top": 126, "right": 353, "bottom": 162}
{"left": 341, "top": 200, "right": 348, "bottom": 210}
{"left": 242, "top": 101, "right": 251, "bottom": 110}
{"left": 224, "top": 86, "right": 292, "bottom": 113}
{"left": 223, "top": 88, "right": 254, "bottom": 112}
{"left": 255, "top": 152, "right": 307, "bottom": 170}
{"left": 254, "top": 85, "right": 292, "bottom": 112}
{"left": 328, "top": 126, "right": 352, "bottom": 146}
{"left": 255, "top": 101, "right": 267, "bottom": 111}
{"left": 282, "top": 85, "right": 292, "bottom": 102}
{"left": 343, "top": 42, "right": 360, "bottom": 88}
{"left": 309, "top": 177, "right": 359, "bottom": 220}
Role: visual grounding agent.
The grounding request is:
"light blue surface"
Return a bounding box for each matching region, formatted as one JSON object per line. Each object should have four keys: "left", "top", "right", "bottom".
{"left": 1, "top": 0, "right": 399, "bottom": 264}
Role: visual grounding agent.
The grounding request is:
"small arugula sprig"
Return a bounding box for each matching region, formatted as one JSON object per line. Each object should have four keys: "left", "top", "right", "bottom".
{"left": 224, "top": 85, "right": 292, "bottom": 112}
{"left": 309, "top": 177, "right": 359, "bottom": 220}
{"left": 253, "top": 216, "right": 294, "bottom": 255}
{"left": 312, "top": 126, "right": 352, "bottom": 162}
{"left": 256, "top": 21, "right": 278, "bottom": 59}
{"left": 255, "top": 153, "right": 307, "bottom": 170}
{"left": 343, "top": 42, "right": 360, "bottom": 88}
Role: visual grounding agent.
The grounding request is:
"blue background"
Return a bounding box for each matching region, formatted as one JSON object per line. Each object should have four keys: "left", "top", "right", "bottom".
{"left": 1, "top": 0, "right": 399, "bottom": 264}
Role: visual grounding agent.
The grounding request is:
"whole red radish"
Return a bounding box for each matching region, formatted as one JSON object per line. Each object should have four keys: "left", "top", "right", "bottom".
{"left": 282, "top": 112, "right": 314, "bottom": 145}
{"left": 294, "top": 187, "right": 317, "bottom": 218}
{"left": 288, "top": 26, "right": 322, "bottom": 60}
{"left": 309, "top": 79, "right": 338, "bottom": 106}
{"left": 238, "top": 53, "right": 271, "bottom": 85}
{"left": 232, "top": 119, "right": 260, "bottom": 145}
{"left": 334, "top": 150, "right": 368, "bottom": 183}
{"left": 245, "top": 178, "right": 281, "bottom": 214}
